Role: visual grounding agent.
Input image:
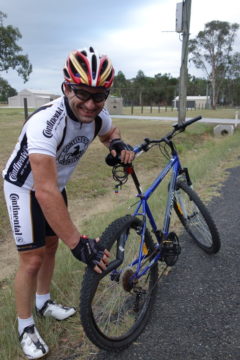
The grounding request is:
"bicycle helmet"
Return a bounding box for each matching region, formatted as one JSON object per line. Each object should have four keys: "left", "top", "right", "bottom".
{"left": 63, "top": 46, "right": 114, "bottom": 88}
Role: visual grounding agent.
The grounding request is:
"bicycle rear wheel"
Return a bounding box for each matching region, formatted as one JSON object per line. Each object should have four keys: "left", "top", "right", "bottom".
{"left": 80, "top": 215, "right": 158, "bottom": 351}
{"left": 174, "top": 181, "right": 221, "bottom": 254}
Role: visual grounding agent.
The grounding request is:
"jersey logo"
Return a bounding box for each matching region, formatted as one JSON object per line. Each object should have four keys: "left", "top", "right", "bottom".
{"left": 9, "top": 193, "right": 23, "bottom": 243}
{"left": 42, "top": 106, "right": 64, "bottom": 138}
{"left": 58, "top": 136, "right": 89, "bottom": 165}
{"left": 7, "top": 142, "right": 30, "bottom": 184}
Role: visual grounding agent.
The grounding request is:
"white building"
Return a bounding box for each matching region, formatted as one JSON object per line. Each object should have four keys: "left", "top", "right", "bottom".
{"left": 8, "top": 89, "right": 60, "bottom": 108}
{"left": 173, "top": 96, "right": 209, "bottom": 109}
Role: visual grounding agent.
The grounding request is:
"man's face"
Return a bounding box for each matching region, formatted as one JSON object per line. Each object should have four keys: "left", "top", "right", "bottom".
{"left": 64, "top": 84, "right": 108, "bottom": 123}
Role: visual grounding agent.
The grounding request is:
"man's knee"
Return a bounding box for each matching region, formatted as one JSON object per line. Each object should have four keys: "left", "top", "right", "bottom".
{"left": 18, "top": 248, "right": 45, "bottom": 276}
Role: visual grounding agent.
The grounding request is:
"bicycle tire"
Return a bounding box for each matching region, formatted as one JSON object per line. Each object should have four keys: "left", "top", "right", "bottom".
{"left": 174, "top": 181, "right": 221, "bottom": 254}
{"left": 80, "top": 215, "right": 158, "bottom": 351}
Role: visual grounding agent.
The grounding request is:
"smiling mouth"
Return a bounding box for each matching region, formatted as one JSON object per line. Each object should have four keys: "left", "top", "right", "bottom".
{"left": 80, "top": 111, "right": 96, "bottom": 118}
{"left": 77, "top": 106, "right": 97, "bottom": 114}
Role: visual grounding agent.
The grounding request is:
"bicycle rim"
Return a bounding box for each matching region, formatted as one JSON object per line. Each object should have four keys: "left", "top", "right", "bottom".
{"left": 80, "top": 216, "right": 158, "bottom": 350}
{"left": 174, "top": 182, "right": 220, "bottom": 253}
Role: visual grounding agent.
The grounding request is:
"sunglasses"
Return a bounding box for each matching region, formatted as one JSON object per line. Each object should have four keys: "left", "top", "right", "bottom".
{"left": 69, "top": 85, "right": 109, "bottom": 103}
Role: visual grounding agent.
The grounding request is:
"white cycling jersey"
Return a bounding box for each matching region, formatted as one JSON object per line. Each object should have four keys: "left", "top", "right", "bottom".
{"left": 2, "top": 96, "right": 112, "bottom": 191}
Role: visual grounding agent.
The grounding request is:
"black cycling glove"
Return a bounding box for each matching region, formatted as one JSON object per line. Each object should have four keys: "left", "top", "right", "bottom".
{"left": 109, "top": 138, "right": 132, "bottom": 154}
{"left": 71, "top": 235, "right": 105, "bottom": 269}
{"left": 106, "top": 138, "right": 133, "bottom": 166}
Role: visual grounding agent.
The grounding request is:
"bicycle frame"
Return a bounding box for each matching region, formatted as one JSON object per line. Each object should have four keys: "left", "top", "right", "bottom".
{"left": 127, "top": 149, "right": 186, "bottom": 279}
{"left": 133, "top": 155, "right": 180, "bottom": 238}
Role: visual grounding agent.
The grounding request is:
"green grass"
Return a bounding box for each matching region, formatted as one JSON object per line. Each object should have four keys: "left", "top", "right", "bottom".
{"left": 1, "top": 106, "right": 240, "bottom": 359}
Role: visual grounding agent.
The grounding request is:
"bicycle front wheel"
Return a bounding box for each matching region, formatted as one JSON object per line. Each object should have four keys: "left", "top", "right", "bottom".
{"left": 174, "top": 181, "right": 221, "bottom": 254}
{"left": 80, "top": 215, "right": 158, "bottom": 351}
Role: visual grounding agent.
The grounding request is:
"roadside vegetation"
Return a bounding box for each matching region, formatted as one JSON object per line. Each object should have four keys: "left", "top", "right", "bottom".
{"left": 0, "top": 107, "right": 240, "bottom": 359}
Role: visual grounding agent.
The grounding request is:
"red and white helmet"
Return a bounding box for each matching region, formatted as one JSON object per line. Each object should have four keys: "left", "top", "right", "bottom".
{"left": 63, "top": 46, "right": 114, "bottom": 88}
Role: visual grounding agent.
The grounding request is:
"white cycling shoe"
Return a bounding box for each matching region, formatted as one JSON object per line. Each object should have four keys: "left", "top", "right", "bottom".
{"left": 19, "top": 325, "right": 49, "bottom": 359}
{"left": 36, "top": 300, "right": 76, "bottom": 321}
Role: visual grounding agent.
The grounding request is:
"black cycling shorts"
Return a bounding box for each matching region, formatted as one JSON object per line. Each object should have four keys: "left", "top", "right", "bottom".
{"left": 4, "top": 180, "right": 67, "bottom": 251}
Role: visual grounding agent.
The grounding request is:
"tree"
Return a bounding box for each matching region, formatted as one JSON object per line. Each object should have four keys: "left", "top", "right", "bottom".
{"left": 134, "top": 70, "right": 148, "bottom": 105}
{"left": 0, "top": 76, "right": 17, "bottom": 101}
{"left": 0, "top": 11, "right": 32, "bottom": 83}
{"left": 154, "top": 73, "right": 178, "bottom": 105}
{"left": 189, "top": 21, "right": 239, "bottom": 109}
{"left": 112, "top": 70, "right": 179, "bottom": 106}
{"left": 187, "top": 75, "right": 208, "bottom": 96}
{"left": 112, "top": 71, "right": 128, "bottom": 97}
{"left": 111, "top": 71, "right": 133, "bottom": 105}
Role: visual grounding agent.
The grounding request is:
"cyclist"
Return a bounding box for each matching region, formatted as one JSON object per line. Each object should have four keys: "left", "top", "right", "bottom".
{"left": 2, "top": 46, "right": 134, "bottom": 359}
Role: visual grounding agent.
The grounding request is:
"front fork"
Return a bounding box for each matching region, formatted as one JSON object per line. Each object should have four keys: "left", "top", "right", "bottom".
{"left": 177, "top": 167, "right": 192, "bottom": 187}
{"left": 174, "top": 167, "right": 192, "bottom": 219}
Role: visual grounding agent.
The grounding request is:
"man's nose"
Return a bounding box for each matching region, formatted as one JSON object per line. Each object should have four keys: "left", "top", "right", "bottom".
{"left": 84, "top": 98, "right": 96, "bottom": 109}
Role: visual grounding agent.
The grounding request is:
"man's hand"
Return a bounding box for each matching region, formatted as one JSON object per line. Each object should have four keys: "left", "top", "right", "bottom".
{"left": 109, "top": 138, "right": 135, "bottom": 164}
{"left": 71, "top": 236, "right": 110, "bottom": 273}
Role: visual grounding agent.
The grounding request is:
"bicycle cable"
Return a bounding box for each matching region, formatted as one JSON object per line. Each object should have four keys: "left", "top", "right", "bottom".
{"left": 112, "top": 164, "right": 129, "bottom": 191}
{"left": 159, "top": 143, "right": 171, "bottom": 160}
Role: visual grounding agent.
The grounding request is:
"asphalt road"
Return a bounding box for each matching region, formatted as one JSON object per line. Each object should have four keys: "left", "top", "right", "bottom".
{"left": 91, "top": 166, "right": 240, "bottom": 360}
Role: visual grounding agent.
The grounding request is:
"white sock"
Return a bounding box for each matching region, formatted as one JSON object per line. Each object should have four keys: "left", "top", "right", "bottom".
{"left": 18, "top": 316, "right": 34, "bottom": 336}
{"left": 35, "top": 293, "right": 51, "bottom": 310}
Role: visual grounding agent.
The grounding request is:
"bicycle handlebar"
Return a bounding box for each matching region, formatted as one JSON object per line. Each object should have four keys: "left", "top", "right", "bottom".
{"left": 173, "top": 115, "right": 202, "bottom": 132}
{"left": 134, "top": 115, "right": 202, "bottom": 154}
{"left": 105, "top": 115, "right": 202, "bottom": 166}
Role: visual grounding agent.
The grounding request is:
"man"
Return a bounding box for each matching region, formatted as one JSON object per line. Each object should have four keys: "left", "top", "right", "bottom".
{"left": 2, "top": 46, "right": 134, "bottom": 359}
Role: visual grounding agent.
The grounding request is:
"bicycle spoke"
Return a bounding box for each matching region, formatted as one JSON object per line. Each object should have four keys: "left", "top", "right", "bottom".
{"left": 186, "top": 205, "right": 213, "bottom": 246}
{"left": 174, "top": 182, "right": 220, "bottom": 253}
{"left": 88, "top": 220, "right": 157, "bottom": 339}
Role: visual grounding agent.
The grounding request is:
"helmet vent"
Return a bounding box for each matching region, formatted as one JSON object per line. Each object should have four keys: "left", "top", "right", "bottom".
{"left": 76, "top": 54, "right": 88, "bottom": 73}
{"left": 63, "top": 68, "right": 70, "bottom": 79}
{"left": 100, "top": 59, "right": 108, "bottom": 74}
{"left": 69, "top": 60, "right": 77, "bottom": 74}
{"left": 91, "top": 55, "right": 97, "bottom": 79}
{"left": 106, "top": 70, "right": 113, "bottom": 81}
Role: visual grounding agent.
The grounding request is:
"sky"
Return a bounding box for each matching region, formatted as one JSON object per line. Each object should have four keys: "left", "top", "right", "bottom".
{"left": 0, "top": 0, "right": 239, "bottom": 94}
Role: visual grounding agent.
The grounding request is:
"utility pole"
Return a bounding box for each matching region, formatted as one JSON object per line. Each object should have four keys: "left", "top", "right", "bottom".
{"left": 177, "top": 0, "right": 192, "bottom": 125}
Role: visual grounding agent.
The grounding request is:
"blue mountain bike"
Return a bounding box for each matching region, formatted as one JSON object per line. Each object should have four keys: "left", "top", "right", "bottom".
{"left": 80, "top": 116, "right": 221, "bottom": 351}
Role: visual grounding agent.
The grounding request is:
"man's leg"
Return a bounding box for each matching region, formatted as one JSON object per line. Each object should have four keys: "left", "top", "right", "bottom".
{"left": 35, "top": 236, "right": 76, "bottom": 320}
{"left": 15, "top": 247, "right": 49, "bottom": 359}
{"left": 15, "top": 247, "right": 45, "bottom": 319}
{"left": 36, "top": 235, "right": 59, "bottom": 295}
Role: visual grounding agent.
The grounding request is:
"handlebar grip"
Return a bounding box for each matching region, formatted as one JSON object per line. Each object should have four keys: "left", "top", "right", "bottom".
{"left": 184, "top": 115, "right": 202, "bottom": 127}
{"left": 175, "top": 116, "right": 202, "bottom": 131}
